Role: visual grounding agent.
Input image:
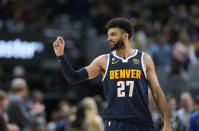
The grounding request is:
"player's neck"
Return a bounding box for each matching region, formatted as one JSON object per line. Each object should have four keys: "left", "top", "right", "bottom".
{"left": 115, "top": 44, "right": 135, "bottom": 59}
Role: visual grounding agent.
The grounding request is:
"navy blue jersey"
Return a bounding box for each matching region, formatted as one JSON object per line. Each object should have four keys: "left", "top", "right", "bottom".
{"left": 102, "top": 49, "right": 154, "bottom": 127}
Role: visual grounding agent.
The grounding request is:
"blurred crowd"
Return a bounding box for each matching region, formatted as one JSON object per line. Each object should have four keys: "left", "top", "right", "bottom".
{"left": 0, "top": 76, "right": 199, "bottom": 131}
{"left": 0, "top": 77, "right": 105, "bottom": 131}
{"left": 1, "top": 0, "right": 199, "bottom": 131}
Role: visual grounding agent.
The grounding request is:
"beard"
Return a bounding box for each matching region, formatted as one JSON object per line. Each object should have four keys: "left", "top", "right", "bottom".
{"left": 110, "top": 38, "right": 124, "bottom": 50}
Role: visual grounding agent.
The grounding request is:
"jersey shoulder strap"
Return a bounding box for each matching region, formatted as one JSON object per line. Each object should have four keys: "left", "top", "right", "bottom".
{"left": 102, "top": 53, "right": 110, "bottom": 81}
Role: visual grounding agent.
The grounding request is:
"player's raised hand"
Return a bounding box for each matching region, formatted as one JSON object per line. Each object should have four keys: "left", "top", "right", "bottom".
{"left": 53, "top": 37, "right": 65, "bottom": 56}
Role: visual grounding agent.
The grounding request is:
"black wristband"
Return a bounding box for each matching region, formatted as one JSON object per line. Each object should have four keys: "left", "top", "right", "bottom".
{"left": 57, "top": 55, "right": 88, "bottom": 84}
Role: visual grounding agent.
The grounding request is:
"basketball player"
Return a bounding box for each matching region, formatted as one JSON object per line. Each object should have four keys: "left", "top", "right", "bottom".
{"left": 53, "top": 17, "right": 172, "bottom": 131}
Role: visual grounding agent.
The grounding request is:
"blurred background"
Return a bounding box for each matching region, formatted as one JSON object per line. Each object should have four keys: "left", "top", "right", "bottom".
{"left": 0, "top": 0, "right": 199, "bottom": 131}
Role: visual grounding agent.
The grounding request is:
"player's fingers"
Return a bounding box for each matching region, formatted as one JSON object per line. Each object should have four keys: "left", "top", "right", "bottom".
{"left": 60, "top": 37, "right": 64, "bottom": 43}
{"left": 53, "top": 41, "right": 56, "bottom": 46}
{"left": 57, "top": 36, "right": 64, "bottom": 44}
{"left": 53, "top": 41, "right": 59, "bottom": 48}
{"left": 57, "top": 36, "right": 63, "bottom": 40}
{"left": 53, "top": 42, "right": 56, "bottom": 47}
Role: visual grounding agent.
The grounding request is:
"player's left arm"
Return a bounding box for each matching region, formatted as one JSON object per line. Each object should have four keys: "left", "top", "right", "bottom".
{"left": 144, "top": 53, "right": 172, "bottom": 131}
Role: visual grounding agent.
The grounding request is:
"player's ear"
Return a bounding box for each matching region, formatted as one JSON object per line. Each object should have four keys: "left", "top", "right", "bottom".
{"left": 122, "top": 33, "right": 128, "bottom": 40}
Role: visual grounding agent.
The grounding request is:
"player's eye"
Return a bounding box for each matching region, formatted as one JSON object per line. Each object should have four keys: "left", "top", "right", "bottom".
{"left": 111, "top": 33, "right": 116, "bottom": 36}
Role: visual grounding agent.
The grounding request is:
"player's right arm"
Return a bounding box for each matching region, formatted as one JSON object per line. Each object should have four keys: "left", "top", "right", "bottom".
{"left": 85, "top": 54, "right": 107, "bottom": 79}
{"left": 53, "top": 37, "right": 106, "bottom": 84}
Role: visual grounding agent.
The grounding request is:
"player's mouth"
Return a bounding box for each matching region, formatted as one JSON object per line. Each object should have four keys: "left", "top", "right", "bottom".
{"left": 109, "top": 41, "right": 115, "bottom": 46}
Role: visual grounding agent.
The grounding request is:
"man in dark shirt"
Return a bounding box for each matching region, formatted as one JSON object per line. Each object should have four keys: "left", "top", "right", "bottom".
{"left": 0, "top": 90, "right": 19, "bottom": 131}
{"left": 7, "top": 78, "right": 44, "bottom": 130}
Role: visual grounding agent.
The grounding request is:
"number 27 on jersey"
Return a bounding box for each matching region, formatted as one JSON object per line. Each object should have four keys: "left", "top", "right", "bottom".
{"left": 117, "top": 81, "right": 134, "bottom": 97}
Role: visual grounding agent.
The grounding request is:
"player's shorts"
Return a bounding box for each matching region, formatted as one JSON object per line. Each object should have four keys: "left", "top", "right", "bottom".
{"left": 104, "top": 119, "right": 155, "bottom": 131}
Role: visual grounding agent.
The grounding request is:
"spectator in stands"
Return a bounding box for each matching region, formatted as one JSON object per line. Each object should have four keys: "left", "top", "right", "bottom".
{"left": 0, "top": 90, "right": 19, "bottom": 131}
{"left": 189, "top": 95, "right": 199, "bottom": 131}
{"left": 153, "top": 95, "right": 179, "bottom": 131}
{"left": 30, "top": 90, "right": 46, "bottom": 131}
{"left": 132, "top": 25, "right": 151, "bottom": 51}
{"left": 171, "top": 30, "right": 193, "bottom": 78}
{"left": 7, "top": 78, "right": 44, "bottom": 131}
{"left": 55, "top": 100, "right": 72, "bottom": 131}
{"left": 0, "top": 90, "right": 9, "bottom": 131}
{"left": 12, "top": 66, "right": 26, "bottom": 78}
{"left": 93, "top": 95, "right": 107, "bottom": 117}
{"left": 81, "top": 97, "right": 104, "bottom": 131}
{"left": 176, "top": 92, "right": 194, "bottom": 131}
{"left": 48, "top": 110, "right": 66, "bottom": 131}
{"left": 187, "top": 40, "right": 199, "bottom": 89}
{"left": 66, "top": 103, "right": 90, "bottom": 131}
{"left": 147, "top": 32, "right": 172, "bottom": 71}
